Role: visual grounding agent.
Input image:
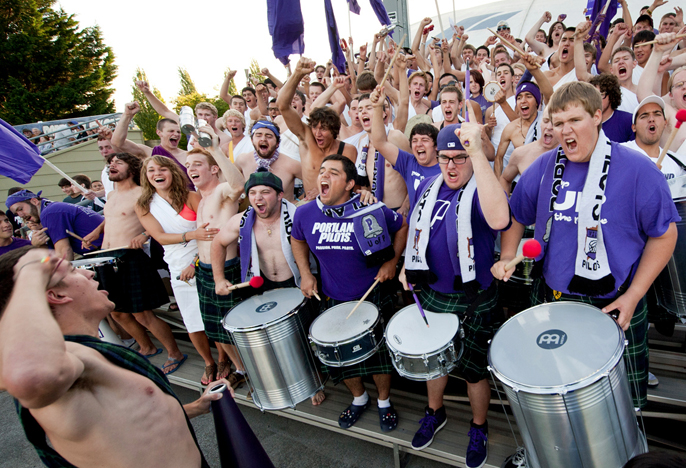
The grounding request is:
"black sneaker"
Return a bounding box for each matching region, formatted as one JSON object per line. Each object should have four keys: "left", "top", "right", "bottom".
{"left": 466, "top": 422, "right": 488, "bottom": 468}
{"left": 411, "top": 406, "right": 447, "bottom": 450}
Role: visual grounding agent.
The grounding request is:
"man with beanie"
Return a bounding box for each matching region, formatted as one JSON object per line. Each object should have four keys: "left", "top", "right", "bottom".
{"left": 7, "top": 190, "right": 104, "bottom": 260}
{"left": 399, "top": 123, "right": 510, "bottom": 467}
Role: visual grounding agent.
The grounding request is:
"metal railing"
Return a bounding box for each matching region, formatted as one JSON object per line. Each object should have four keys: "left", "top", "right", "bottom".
{"left": 16, "top": 113, "right": 122, "bottom": 155}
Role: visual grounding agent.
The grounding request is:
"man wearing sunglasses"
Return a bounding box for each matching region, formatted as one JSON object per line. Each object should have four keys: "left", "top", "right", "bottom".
{"left": 399, "top": 124, "right": 510, "bottom": 466}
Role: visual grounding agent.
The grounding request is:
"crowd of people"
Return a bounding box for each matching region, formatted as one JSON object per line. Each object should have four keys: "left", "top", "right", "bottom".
{"left": 2, "top": 3, "right": 686, "bottom": 467}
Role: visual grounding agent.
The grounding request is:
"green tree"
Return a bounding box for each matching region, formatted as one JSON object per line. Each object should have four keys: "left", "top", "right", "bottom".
{"left": 178, "top": 68, "right": 198, "bottom": 96}
{"left": 0, "top": 0, "right": 117, "bottom": 125}
{"left": 131, "top": 68, "right": 165, "bottom": 141}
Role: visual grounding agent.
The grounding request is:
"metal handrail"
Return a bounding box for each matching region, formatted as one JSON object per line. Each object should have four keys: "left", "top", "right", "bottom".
{"left": 18, "top": 113, "right": 122, "bottom": 155}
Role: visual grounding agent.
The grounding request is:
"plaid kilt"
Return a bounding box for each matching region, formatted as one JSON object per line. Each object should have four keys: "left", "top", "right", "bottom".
{"left": 531, "top": 280, "right": 648, "bottom": 408}
{"left": 419, "top": 283, "right": 501, "bottom": 383}
{"left": 195, "top": 259, "right": 242, "bottom": 344}
{"left": 320, "top": 285, "right": 394, "bottom": 384}
{"left": 96, "top": 249, "right": 168, "bottom": 313}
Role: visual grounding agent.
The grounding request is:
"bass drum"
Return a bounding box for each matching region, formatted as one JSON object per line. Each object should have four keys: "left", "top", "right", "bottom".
{"left": 488, "top": 302, "right": 647, "bottom": 468}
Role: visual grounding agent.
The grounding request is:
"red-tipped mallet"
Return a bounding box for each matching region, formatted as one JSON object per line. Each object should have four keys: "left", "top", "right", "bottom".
{"left": 504, "top": 239, "right": 542, "bottom": 271}
{"left": 228, "top": 276, "right": 264, "bottom": 291}
{"left": 657, "top": 109, "right": 686, "bottom": 170}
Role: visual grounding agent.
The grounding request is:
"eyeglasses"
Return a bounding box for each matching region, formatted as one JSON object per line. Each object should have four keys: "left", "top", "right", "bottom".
{"left": 497, "top": 26, "right": 510, "bottom": 31}
{"left": 437, "top": 154, "right": 469, "bottom": 165}
{"left": 440, "top": 80, "right": 458, "bottom": 90}
{"left": 672, "top": 81, "right": 685, "bottom": 91}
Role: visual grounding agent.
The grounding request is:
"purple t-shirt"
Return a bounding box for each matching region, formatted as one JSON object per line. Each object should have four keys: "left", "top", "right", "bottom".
{"left": 0, "top": 237, "right": 31, "bottom": 256}
{"left": 411, "top": 180, "right": 500, "bottom": 293}
{"left": 510, "top": 143, "right": 679, "bottom": 298}
{"left": 393, "top": 149, "right": 441, "bottom": 207}
{"left": 603, "top": 110, "right": 635, "bottom": 143}
{"left": 41, "top": 202, "right": 104, "bottom": 255}
{"left": 292, "top": 200, "right": 403, "bottom": 301}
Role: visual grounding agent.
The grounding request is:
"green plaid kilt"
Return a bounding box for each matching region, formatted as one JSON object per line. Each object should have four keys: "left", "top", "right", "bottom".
{"left": 96, "top": 249, "right": 169, "bottom": 313}
{"left": 320, "top": 285, "right": 394, "bottom": 384}
{"left": 195, "top": 259, "right": 242, "bottom": 344}
{"left": 419, "top": 283, "right": 502, "bottom": 383}
{"left": 531, "top": 280, "right": 648, "bottom": 408}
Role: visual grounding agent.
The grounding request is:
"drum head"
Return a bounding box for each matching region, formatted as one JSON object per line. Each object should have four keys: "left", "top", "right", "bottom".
{"left": 386, "top": 305, "right": 458, "bottom": 354}
{"left": 483, "top": 82, "right": 501, "bottom": 102}
{"left": 310, "top": 301, "right": 378, "bottom": 343}
{"left": 72, "top": 257, "right": 116, "bottom": 268}
{"left": 489, "top": 302, "right": 625, "bottom": 393}
{"left": 223, "top": 288, "right": 304, "bottom": 329}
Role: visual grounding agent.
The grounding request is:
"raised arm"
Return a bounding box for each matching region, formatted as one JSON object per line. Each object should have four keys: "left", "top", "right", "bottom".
{"left": 136, "top": 81, "right": 179, "bottom": 122}
{"left": 393, "top": 54, "right": 410, "bottom": 132}
{"left": 370, "top": 86, "right": 400, "bottom": 166}
{"left": 311, "top": 76, "right": 347, "bottom": 112}
{"left": 638, "top": 32, "right": 682, "bottom": 101}
{"left": 598, "top": 24, "right": 629, "bottom": 73}
{"left": 525, "top": 12, "right": 552, "bottom": 56}
{"left": 220, "top": 70, "right": 238, "bottom": 105}
{"left": 254, "top": 82, "right": 270, "bottom": 117}
{"left": 573, "top": 21, "right": 594, "bottom": 82}
{"left": 260, "top": 67, "right": 283, "bottom": 89}
{"left": 0, "top": 251, "right": 85, "bottom": 408}
{"left": 276, "top": 57, "right": 313, "bottom": 141}
{"left": 111, "top": 102, "right": 152, "bottom": 158}
{"left": 523, "top": 54, "right": 554, "bottom": 104}
{"left": 202, "top": 126, "right": 244, "bottom": 203}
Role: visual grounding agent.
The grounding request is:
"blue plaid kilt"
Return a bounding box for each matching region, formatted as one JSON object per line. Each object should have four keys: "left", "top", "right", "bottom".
{"left": 195, "top": 259, "right": 242, "bottom": 344}
{"left": 320, "top": 284, "right": 394, "bottom": 384}
{"left": 418, "top": 283, "right": 502, "bottom": 383}
{"left": 531, "top": 279, "right": 648, "bottom": 408}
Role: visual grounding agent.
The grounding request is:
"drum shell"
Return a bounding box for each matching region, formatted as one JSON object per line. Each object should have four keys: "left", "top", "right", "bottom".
{"left": 309, "top": 313, "right": 384, "bottom": 367}
{"left": 503, "top": 358, "right": 646, "bottom": 468}
{"left": 225, "top": 294, "right": 323, "bottom": 411}
{"left": 387, "top": 338, "right": 463, "bottom": 381}
{"left": 653, "top": 196, "right": 686, "bottom": 318}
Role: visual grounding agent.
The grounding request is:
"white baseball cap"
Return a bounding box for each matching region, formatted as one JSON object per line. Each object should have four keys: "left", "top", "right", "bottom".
{"left": 632, "top": 95, "right": 665, "bottom": 124}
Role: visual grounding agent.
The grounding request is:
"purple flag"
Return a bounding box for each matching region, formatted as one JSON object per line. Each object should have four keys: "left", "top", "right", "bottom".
{"left": 0, "top": 119, "right": 44, "bottom": 184}
{"left": 348, "top": 0, "right": 361, "bottom": 14}
{"left": 588, "top": 0, "right": 618, "bottom": 44}
{"left": 324, "top": 0, "right": 348, "bottom": 75}
{"left": 267, "top": 0, "right": 305, "bottom": 66}
{"left": 369, "top": 0, "right": 393, "bottom": 36}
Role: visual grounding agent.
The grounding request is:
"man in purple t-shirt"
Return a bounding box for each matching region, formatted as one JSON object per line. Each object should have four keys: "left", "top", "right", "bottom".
{"left": 400, "top": 124, "right": 510, "bottom": 467}
{"left": 492, "top": 82, "right": 679, "bottom": 409}
{"left": 292, "top": 155, "right": 408, "bottom": 433}
{"left": 0, "top": 211, "right": 31, "bottom": 256}
{"left": 7, "top": 190, "right": 104, "bottom": 260}
{"left": 589, "top": 74, "right": 635, "bottom": 143}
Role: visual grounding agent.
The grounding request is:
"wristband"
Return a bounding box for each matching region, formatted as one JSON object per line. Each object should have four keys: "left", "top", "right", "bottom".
{"left": 181, "top": 232, "right": 188, "bottom": 245}
{"left": 646, "top": 9, "right": 652, "bottom": 15}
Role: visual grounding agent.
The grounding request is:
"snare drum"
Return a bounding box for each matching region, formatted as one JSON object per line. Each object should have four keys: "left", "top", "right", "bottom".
{"left": 488, "top": 302, "right": 647, "bottom": 468}
{"left": 72, "top": 256, "right": 118, "bottom": 274}
{"left": 385, "top": 305, "right": 463, "bottom": 381}
{"left": 483, "top": 81, "right": 501, "bottom": 102}
{"left": 309, "top": 301, "right": 383, "bottom": 367}
{"left": 223, "top": 288, "right": 323, "bottom": 411}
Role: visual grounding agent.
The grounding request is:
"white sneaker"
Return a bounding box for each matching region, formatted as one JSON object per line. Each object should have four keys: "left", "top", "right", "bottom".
{"left": 648, "top": 372, "right": 659, "bottom": 387}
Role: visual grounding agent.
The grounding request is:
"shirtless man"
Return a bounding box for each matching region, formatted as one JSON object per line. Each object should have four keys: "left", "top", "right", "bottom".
{"left": 210, "top": 170, "right": 327, "bottom": 404}
{"left": 495, "top": 60, "right": 554, "bottom": 175}
{"left": 234, "top": 120, "right": 302, "bottom": 202}
{"left": 278, "top": 57, "right": 357, "bottom": 199}
{"left": 186, "top": 130, "right": 246, "bottom": 384}
{"left": 84, "top": 153, "right": 186, "bottom": 374}
{"left": 136, "top": 81, "right": 230, "bottom": 151}
{"left": 112, "top": 102, "right": 191, "bottom": 183}
{"left": 499, "top": 110, "right": 559, "bottom": 194}
{"left": 638, "top": 32, "right": 686, "bottom": 153}
{"left": 0, "top": 247, "right": 230, "bottom": 468}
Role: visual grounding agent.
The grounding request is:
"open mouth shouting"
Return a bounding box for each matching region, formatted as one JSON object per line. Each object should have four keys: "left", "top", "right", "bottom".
{"left": 560, "top": 47, "right": 570, "bottom": 61}
{"left": 320, "top": 180, "right": 330, "bottom": 197}
{"left": 255, "top": 201, "right": 267, "bottom": 215}
{"left": 543, "top": 130, "right": 554, "bottom": 146}
{"left": 169, "top": 135, "right": 180, "bottom": 147}
{"left": 617, "top": 64, "right": 628, "bottom": 79}
{"left": 564, "top": 137, "right": 578, "bottom": 153}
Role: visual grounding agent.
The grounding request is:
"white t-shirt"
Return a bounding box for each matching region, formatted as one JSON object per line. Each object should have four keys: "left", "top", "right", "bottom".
{"left": 621, "top": 140, "right": 686, "bottom": 180}
{"left": 53, "top": 127, "right": 73, "bottom": 151}
{"left": 244, "top": 108, "right": 255, "bottom": 137}
{"left": 632, "top": 66, "right": 644, "bottom": 86}
{"left": 232, "top": 135, "right": 254, "bottom": 158}
{"left": 617, "top": 87, "right": 639, "bottom": 114}
{"left": 552, "top": 69, "right": 578, "bottom": 91}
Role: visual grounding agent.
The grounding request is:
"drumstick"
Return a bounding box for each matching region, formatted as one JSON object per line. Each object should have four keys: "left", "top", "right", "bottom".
{"left": 379, "top": 33, "right": 407, "bottom": 88}
{"left": 504, "top": 239, "right": 542, "bottom": 271}
{"left": 656, "top": 109, "right": 686, "bottom": 169}
{"left": 312, "top": 290, "right": 321, "bottom": 301}
{"left": 408, "top": 283, "right": 429, "bottom": 327}
{"left": 228, "top": 276, "right": 264, "bottom": 291}
{"left": 82, "top": 245, "right": 132, "bottom": 255}
{"left": 639, "top": 33, "right": 686, "bottom": 47}
{"left": 487, "top": 28, "right": 529, "bottom": 60}
{"left": 346, "top": 278, "right": 381, "bottom": 319}
{"left": 66, "top": 230, "right": 97, "bottom": 250}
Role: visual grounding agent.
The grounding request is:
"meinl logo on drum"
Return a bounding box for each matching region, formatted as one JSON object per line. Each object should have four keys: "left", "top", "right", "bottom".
{"left": 536, "top": 329, "right": 567, "bottom": 349}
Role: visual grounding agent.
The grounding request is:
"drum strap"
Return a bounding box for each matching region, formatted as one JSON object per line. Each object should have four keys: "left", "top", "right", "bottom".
{"left": 463, "top": 281, "right": 500, "bottom": 325}
{"left": 667, "top": 152, "right": 686, "bottom": 171}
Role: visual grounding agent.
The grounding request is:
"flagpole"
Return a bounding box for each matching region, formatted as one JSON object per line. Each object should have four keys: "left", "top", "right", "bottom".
{"left": 434, "top": 0, "right": 446, "bottom": 39}
{"left": 40, "top": 156, "right": 89, "bottom": 195}
{"left": 348, "top": 7, "right": 352, "bottom": 38}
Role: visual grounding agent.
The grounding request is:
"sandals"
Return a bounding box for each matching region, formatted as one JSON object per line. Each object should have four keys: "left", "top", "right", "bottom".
{"left": 379, "top": 404, "right": 399, "bottom": 432}
{"left": 201, "top": 363, "right": 217, "bottom": 385}
{"left": 162, "top": 354, "right": 188, "bottom": 375}
{"left": 338, "top": 400, "right": 371, "bottom": 429}
{"left": 216, "top": 360, "right": 232, "bottom": 379}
